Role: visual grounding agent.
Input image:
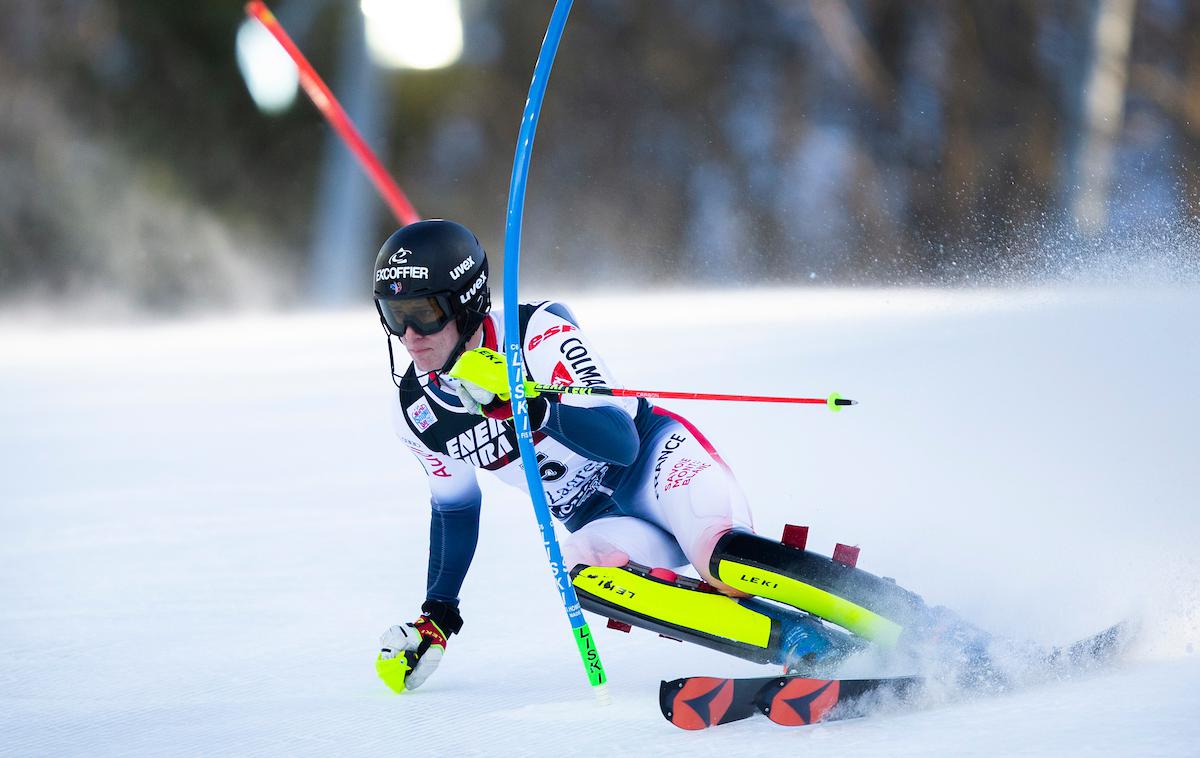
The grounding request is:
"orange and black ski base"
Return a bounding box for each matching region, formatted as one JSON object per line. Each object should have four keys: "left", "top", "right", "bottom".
{"left": 658, "top": 620, "right": 1132, "bottom": 730}
{"left": 659, "top": 673, "right": 922, "bottom": 730}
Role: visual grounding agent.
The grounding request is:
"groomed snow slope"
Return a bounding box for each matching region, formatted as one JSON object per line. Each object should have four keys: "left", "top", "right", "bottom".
{"left": 2, "top": 287, "right": 1198, "bottom": 756}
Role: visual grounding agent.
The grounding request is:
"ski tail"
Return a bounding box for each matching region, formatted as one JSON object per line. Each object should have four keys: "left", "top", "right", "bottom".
{"left": 754, "top": 675, "right": 924, "bottom": 727}
{"left": 1045, "top": 620, "right": 1138, "bottom": 672}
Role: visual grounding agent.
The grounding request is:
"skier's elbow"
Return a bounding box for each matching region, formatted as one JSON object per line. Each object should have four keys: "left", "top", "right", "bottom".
{"left": 544, "top": 403, "right": 639, "bottom": 466}
{"left": 610, "top": 425, "right": 639, "bottom": 466}
{"left": 595, "top": 409, "right": 639, "bottom": 466}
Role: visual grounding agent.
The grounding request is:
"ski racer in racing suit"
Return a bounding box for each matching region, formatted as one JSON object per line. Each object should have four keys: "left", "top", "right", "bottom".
{"left": 373, "top": 220, "right": 990, "bottom": 694}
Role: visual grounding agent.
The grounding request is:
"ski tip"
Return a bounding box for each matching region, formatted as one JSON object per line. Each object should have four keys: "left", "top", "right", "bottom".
{"left": 659, "top": 677, "right": 735, "bottom": 730}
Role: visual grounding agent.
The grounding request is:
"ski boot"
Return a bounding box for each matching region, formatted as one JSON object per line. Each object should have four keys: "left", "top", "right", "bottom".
{"left": 740, "top": 597, "right": 868, "bottom": 676}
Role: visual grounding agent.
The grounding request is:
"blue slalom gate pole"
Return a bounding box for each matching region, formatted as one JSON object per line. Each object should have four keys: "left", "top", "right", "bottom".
{"left": 501, "top": 1, "right": 608, "bottom": 697}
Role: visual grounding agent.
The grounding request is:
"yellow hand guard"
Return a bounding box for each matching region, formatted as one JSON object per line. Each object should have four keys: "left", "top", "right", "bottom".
{"left": 375, "top": 653, "right": 413, "bottom": 694}
{"left": 449, "top": 347, "right": 539, "bottom": 400}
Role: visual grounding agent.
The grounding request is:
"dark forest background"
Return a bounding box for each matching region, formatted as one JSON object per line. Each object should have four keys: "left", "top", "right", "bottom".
{"left": 2, "top": 0, "right": 1198, "bottom": 312}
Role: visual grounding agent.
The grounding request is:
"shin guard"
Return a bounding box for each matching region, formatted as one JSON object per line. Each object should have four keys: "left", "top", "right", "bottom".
{"left": 710, "top": 531, "right": 927, "bottom": 647}
{"left": 572, "top": 563, "right": 781, "bottom": 663}
{"left": 572, "top": 563, "right": 859, "bottom": 669}
{"left": 573, "top": 563, "right": 865, "bottom": 669}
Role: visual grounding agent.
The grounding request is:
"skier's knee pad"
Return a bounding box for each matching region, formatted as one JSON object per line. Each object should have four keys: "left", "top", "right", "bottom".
{"left": 656, "top": 473, "right": 752, "bottom": 582}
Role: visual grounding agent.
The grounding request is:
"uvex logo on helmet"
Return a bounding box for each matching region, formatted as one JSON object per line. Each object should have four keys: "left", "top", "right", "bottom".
{"left": 450, "top": 256, "right": 475, "bottom": 281}
{"left": 459, "top": 270, "right": 488, "bottom": 304}
{"left": 389, "top": 248, "right": 411, "bottom": 265}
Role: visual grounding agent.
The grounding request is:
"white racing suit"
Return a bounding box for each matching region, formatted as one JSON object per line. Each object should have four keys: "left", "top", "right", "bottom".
{"left": 392, "top": 302, "right": 1011, "bottom": 679}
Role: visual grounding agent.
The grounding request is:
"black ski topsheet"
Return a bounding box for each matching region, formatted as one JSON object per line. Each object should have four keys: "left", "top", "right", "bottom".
{"left": 659, "top": 620, "right": 1136, "bottom": 730}
{"left": 659, "top": 674, "right": 921, "bottom": 730}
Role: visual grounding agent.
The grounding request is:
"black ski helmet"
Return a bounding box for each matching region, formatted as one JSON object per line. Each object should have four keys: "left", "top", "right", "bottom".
{"left": 372, "top": 219, "right": 491, "bottom": 340}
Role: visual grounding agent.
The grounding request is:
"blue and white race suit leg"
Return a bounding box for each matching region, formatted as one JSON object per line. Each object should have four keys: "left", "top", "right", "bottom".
{"left": 563, "top": 410, "right": 753, "bottom": 591}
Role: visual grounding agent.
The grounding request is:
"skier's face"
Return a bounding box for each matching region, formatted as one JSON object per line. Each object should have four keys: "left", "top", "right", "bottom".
{"left": 400, "top": 319, "right": 462, "bottom": 373}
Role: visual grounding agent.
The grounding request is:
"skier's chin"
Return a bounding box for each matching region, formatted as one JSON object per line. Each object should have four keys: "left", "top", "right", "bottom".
{"left": 410, "top": 349, "right": 442, "bottom": 373}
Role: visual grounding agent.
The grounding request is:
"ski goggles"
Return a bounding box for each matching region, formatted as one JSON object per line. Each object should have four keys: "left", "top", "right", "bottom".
{"left": 377, "top": 295, "right": 456, "bottom": 336}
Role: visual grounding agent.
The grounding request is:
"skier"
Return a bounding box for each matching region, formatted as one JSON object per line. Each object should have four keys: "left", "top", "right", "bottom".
{"left": 372, "top": 219, "right": 971, "bottom": 694}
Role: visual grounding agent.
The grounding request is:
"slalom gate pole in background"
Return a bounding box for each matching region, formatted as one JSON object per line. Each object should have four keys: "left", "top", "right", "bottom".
{"left": 245, "top": 1, "right": 420, "bottom": 226}
{"left": 530, "top": 384, "right": 857, "bottom": 411}
{"left": 502, "top": 0, "right": 610, "bottom": 700}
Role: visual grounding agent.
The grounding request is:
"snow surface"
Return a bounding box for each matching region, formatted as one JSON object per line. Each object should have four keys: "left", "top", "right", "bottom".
{"left": 2, "top": 287, "right": 1198, "bottom": 756}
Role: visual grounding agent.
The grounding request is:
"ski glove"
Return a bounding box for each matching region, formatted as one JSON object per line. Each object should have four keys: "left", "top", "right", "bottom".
{"left": 449, "top": 347, "right": 548, "bottom": 424}
{"left": 376, "top": 600, "right": 464, "bottom": 694}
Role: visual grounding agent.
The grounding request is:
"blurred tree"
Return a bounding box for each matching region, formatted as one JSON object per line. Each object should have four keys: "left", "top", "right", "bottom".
{"left": 1, "top": 0, "right": 1195, "bottom": 313}
{"left": 1072, "top": 0, "right": 1137, "bottom": 236}
{"left": 1129, "top": 0, "right": 1200, "bottom": 220}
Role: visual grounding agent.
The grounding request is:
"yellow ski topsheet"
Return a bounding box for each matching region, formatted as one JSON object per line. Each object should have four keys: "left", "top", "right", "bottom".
{"left": 571, "top": 566, "right": 773, "bottom": 648}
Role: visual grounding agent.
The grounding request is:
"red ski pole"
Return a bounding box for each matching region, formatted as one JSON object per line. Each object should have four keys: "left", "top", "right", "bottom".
{"left": 245, "top": 1, "right": 420, "bottom": 226}
{"left": 529, "top": 384, "right": 856, "bottom": 411}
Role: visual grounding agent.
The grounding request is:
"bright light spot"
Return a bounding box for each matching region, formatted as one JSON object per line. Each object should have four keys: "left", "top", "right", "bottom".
{"left": 236, "top": 19, "right": 299, "bottom": 115}
{"left": 361, "top": 0, "right": 464, "bottom": 71}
